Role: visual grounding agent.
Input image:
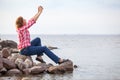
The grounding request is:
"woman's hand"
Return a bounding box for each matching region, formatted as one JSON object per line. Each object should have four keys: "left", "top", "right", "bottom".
{"left": 31, "top": 6, "right": 43, "bottom": 22}
{"left": 38, "top": 6, "right": 43, "bottom": 13}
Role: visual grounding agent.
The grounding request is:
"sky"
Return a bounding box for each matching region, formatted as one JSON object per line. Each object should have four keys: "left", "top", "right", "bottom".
{"left": 0, "top": 0, "right": 120, "bottom": 35}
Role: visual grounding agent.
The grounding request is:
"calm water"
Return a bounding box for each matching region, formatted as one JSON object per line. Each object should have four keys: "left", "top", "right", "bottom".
{"left": 1, "top": 34, "right": 120, "bottom": 80}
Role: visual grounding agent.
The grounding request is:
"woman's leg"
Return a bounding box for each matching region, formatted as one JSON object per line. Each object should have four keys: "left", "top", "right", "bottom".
{"left": 31, "top": 37, "right": 42, "bottom": 46}
{"left": 31, "top": 37, "right": 43, "bottom": 56}
{"left": 23, "top": 46, "right": 60, "bottom": 64}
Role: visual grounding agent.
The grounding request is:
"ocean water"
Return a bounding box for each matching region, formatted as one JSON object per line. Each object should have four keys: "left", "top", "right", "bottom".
{"left": 1, "top": 34, "right": 120, "bottom": 80}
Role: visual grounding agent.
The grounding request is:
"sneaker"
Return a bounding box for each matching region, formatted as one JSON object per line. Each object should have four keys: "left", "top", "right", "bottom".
{"left": 36, "top": 57, "right": 46, "bottom": 63}
{"left": 58, "top": 59, "right": 69, "bottom": 64}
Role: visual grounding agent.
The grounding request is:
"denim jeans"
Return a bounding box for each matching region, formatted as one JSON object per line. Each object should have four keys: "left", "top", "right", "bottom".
{"left": 20, "top": 37, "right": 60, "bottom": 64}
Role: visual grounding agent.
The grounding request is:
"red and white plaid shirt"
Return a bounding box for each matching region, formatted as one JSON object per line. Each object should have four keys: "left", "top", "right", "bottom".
{"left": 16, "top": 19, "right": 36, "bottom": 50}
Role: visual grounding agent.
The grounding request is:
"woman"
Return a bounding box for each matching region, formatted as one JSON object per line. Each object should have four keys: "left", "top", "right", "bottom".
{"left": 15, "top": 6, "right": 68, "bottom": 64}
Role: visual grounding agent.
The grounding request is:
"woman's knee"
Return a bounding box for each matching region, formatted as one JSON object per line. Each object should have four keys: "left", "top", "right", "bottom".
{"left": 36, "top": 37, "right": 41, "bottom": 41}
{"left": 35, "top": 37, "right": 41, "bottom": 43}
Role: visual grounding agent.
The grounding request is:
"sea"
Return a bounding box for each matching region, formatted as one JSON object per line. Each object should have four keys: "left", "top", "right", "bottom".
{"left": 0, "top": 34, "right": 120, "bottom": 80}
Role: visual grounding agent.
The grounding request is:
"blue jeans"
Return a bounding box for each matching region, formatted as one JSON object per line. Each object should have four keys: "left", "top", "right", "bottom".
{"left": 20, "top": 37, "right": 60, "bottom": 64}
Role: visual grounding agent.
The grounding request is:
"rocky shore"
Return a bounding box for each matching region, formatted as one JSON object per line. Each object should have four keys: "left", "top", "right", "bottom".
{"left": 0, "top": 39, "right": 74, "bottom": 76}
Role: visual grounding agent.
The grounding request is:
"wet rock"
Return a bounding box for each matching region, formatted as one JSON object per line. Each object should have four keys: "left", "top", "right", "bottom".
{"left": 2, "top": 58, "right": 16, "bottom": 70}
{"left": 47, "top": 66, "right": 65, "bottom": 74}
{"left": 30, "top": 66, "right": 46, "bottom": 74}
{"left": 1, "top": 48, "right": 10, "bottom": 58}
{"left": 47, "top": 60, "right": 73, "bottom": 74}
{"left": 59, "top": 60, "right": 73, "bottom": 72}
{"left": 0, "top": 57, "right": 3, "bottom": 69}
{"left": 74, "top": 65, "right": 78, "bottom": 68}
{"left": 6, "top": 69, "right": 22, "bottom": 76}
{"left": 0, "top": 40, "right": 17, "bottom": 49}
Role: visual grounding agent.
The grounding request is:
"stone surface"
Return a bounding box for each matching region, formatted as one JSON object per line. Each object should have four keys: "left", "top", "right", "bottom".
{"left": 59, "top": 60, "right": 73, "bottom": 72}
{"left": 24, "top": 57, "right": 33, "bottom": 68}
{"left": 23, "top": 68, "right": 30, "bottom": 75}
{"left": 21, "top": 77, "right": 32, "bottom": 80}
{"left": 30, "top": 66, "right": 46, "bottom": 74}
{"left": 47, "top": 66, "right": 65, "bottom": 74}
{"left": 0, "top": 57, "right": 3, "bottom": 69}
{"left": 1, "top": 48, "right": 10, "bottom": 58}
{"left": 6, "top": 69, "right": 22, "bottom": 76}
{"left": 0, "top": 40, "right": 17, "bottom": 49}
{"left": 0, "top": 67, "right": 7, "bottom": 75}
{"left": 11, "top": 48, "right": 19, "bottom": 53}
{"left": 15, "top": 58, "right": 25, "bottom": 70}
{"left": 2, "top": 58, "right": 16, "bottom": 70}
{"left": 47, "top": 60, "right": 73, "bottom": 74}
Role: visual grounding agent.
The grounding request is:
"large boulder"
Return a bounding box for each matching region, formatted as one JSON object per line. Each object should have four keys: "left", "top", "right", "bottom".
{"left": 15, "top": 58, "right": 25, "bottom": 70}
{"left": 1, "top": 48, "right": 10, "bottom": 58}
{"left": 24, "top": 57, "right": 33, "bottom": 68}
{"left": 30, "top": 66, "right": 46, "bottom": 74}
{"left": 2, "top": 58, "right": 16, "bottom": 70}
{"left": 59, "top": 60, "right": 73, "bottom": 72}
{"left": 47, "top": 66, "right": 65, "bottom": 74}
{"left": 47, "top": 60, "right": 73, "bottom": 74}
{"left": 6, "top": 69, "right": 22, "bottom": 76}
{"left": 0, "top": 40, "right": 17, "bottom": 49}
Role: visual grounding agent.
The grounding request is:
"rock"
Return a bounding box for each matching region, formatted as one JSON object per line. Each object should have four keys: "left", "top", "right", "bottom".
{"left": 21, "top": 77, "right": 32, "bottom": 80}
{"left": 0, "top": 51, "right": 2, "bottom": 57}
{"left": 8, "top": 56, "right": 16, "bottom": 62}
{"left": 18, "top": 54, "right": 27, "bottom": 61}
{"left": 6, "top": 69, "right": 22, "bottom": 76}
{"left": 1, "top": 48, "right": 10, "bottom": 58}
{"left": 0, "top": 67, "right": 7, "bottom": 75}
{"left": 74, "top": 65, "right": 78, "bottom": 68}
{"left": 36, "top": 63, "right": 48, "bottom": 70}
{"left": 15, "top": 58, "right": 25, "bottom": 70}
{"left": 24, "top": 57, "right": 33, "bottom": 68}
{"left": 59, "top": 60, "right": 73, "bottom": 72}
{"left": 47, "top": 63, "right": 54, "bottom": 68}
{"left": 47, "top": 66, "right": 65, "bottom": 74}
{"left": 23, "top": 68, "right": 30, "bottom": 75}
{"left": 0, "top": 45, "right": 2, "bottom": 50}
{"left": 0, "top": 57, "right": 3, "bottom": 69}
{"left": 0, "top": 40, "right": 17, "bottom": 49}
{"left": 2, "top": 58, "right": 16, "bottom": 70}
{"left": 30, "top": 66, "right": 46, "bottom": 74}
{"left": 11, "top": 48, "right": 19, "bottom": 53}
{"left": 47, "top": 60, "right": 73, "bottom": 74}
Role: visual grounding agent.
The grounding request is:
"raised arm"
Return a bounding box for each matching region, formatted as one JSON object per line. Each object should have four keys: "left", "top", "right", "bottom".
{"left": 32, "top": 6, "right": 43, "bottom": 22}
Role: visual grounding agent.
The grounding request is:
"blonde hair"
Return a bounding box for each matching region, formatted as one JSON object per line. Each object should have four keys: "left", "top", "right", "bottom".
{"left": 16, "top": 16, "right": 24, "bottom": 29}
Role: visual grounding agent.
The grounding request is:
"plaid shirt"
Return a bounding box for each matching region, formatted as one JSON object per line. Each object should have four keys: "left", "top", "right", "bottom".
{"left": 17, "top": 19, "right": 36, "bottom": 49}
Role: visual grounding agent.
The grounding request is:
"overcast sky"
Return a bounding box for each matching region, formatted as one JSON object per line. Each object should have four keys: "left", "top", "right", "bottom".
{"left": 0, "top": 0, "right": 120, "bottom": 35}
